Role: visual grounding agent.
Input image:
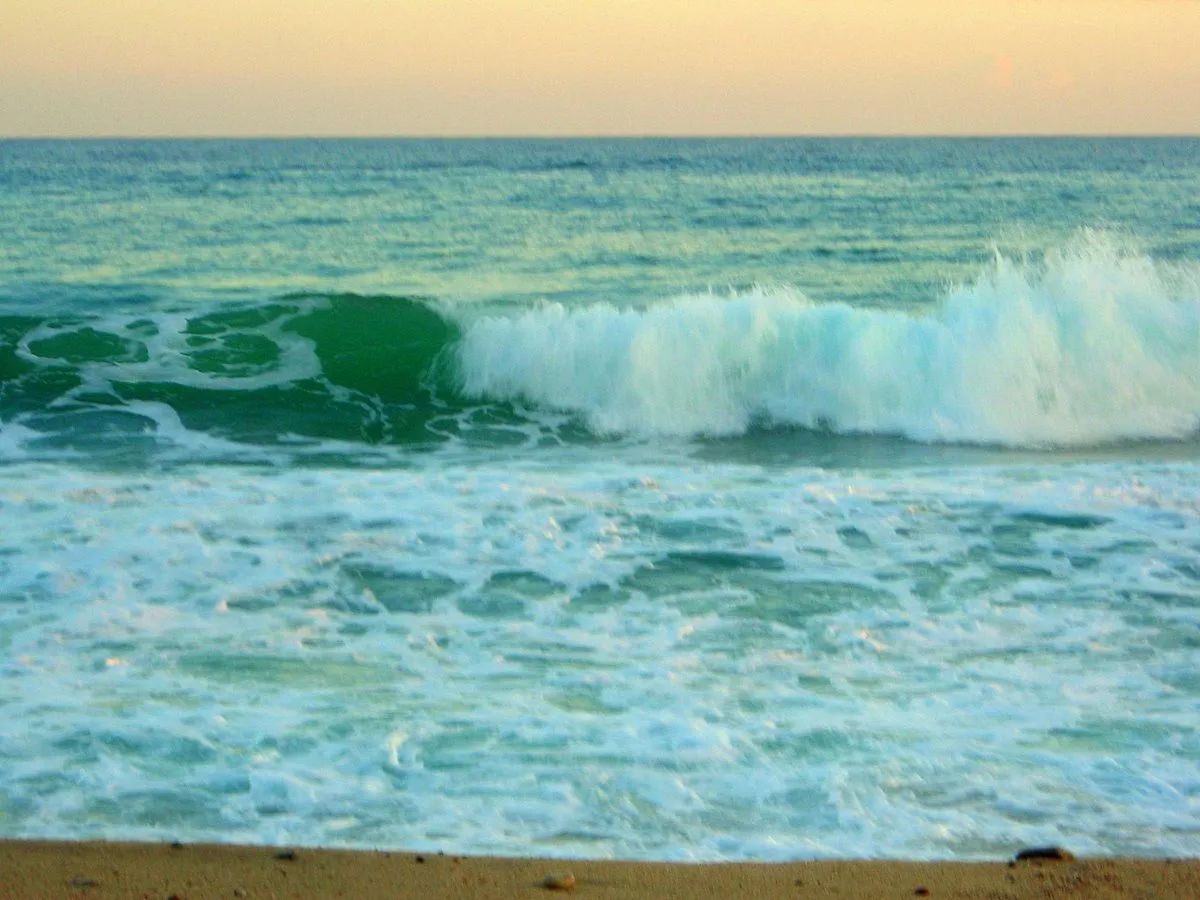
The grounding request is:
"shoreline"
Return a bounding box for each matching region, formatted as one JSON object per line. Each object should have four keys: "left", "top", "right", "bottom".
{"left": 2, "top": 840, "right": 1198, "bottom": 899}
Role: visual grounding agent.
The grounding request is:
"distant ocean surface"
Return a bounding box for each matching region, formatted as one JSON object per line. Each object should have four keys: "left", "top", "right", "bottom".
{"left": 1, "top": 138, "right": 1198, "bottom": 860}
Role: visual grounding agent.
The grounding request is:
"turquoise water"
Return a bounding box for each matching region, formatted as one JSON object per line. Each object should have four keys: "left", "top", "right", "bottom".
{"left": 0, "top": 139, "right": 1198, "bottom": 858}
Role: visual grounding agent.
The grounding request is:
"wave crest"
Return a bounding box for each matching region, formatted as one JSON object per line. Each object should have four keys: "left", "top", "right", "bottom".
{"left": 456, "top": 233, "right": 1200, "bottom": 446}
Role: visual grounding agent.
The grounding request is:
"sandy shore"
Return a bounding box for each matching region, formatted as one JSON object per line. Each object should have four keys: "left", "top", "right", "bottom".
{"left": 2, "top": 840, "right": 1198, "bottom": 899}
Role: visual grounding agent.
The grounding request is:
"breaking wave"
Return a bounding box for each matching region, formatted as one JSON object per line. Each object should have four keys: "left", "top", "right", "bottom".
{"left": 458, "top": 233, "right": 1200, "bottom": 446}
{"left": 2, "top": 233, "right": 1198, "bottom": 458}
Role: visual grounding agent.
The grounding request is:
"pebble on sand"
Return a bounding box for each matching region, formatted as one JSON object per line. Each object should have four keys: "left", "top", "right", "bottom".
{"left": 542, "top": 871, "right": 577, "bottom": 890}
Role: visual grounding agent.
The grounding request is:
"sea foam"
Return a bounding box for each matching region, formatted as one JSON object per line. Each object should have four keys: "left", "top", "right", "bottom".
{"left": 2, "top": 459, "right": 1197, "bottom": 857}
{"left": 457, "top": 233, "right": 1200, "bottom": 446}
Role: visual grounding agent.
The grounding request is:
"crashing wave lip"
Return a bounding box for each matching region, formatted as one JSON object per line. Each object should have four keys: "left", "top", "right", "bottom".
{"left": 455, "top": 232, "right": 1200, "bottom": 449}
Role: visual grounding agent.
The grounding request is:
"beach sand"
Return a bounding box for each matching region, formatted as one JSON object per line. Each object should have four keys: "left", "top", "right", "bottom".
{"left": 2, "top": 840, "right": 1197, "bottom": 899}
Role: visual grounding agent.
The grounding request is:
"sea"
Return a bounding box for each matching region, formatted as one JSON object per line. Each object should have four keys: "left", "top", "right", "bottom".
{"left": 0, "top": 138, "right": 1198, "bottom": 861}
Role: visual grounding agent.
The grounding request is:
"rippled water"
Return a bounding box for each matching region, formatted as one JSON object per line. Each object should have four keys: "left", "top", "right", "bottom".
{"left": 0, "top": 139, "right": 1197, "bottom": 858}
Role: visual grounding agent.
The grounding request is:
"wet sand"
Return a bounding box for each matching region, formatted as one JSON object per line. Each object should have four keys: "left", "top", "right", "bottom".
{"left": 2, "top": 840, "right": 1198, "bottom": 899}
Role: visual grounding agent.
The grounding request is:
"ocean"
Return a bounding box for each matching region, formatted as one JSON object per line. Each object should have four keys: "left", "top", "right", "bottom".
{"left": 0, "top": 138, "right": 1198, "bottom": 860}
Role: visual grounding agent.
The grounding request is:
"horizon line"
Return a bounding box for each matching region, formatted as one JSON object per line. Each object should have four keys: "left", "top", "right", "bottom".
{"left": 4, "top": 132, "right": 1200, "bottom": 141}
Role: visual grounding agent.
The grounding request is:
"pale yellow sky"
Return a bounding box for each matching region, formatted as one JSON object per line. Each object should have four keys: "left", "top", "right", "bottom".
{"left": 2, "top": 0, "right": 1198, "bottom": 136}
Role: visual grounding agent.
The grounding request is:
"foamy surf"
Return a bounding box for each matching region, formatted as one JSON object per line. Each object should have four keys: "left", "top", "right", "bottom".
{"left": 1, "top": 458, "right": 1197, "bottom": 857}
{"left": 457, "top": 233, "right": 1200, "bottom": 446}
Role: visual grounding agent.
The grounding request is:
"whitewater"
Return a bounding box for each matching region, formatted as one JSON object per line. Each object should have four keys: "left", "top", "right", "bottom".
{"left": 458, "top": 234, "right": 1200, "bottom": 445}
{"left": 0, "top": 138, "right": 1197, "bottom": 860}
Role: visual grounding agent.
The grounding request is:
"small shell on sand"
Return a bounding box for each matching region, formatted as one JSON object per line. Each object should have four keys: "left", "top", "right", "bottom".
{"left": 542, "top": 871, "right": 577, "bottom": 890}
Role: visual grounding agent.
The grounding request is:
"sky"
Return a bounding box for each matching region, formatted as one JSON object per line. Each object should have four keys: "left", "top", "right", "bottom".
{"left": 2, "top": 0, "right": 1198, "bottom": 136}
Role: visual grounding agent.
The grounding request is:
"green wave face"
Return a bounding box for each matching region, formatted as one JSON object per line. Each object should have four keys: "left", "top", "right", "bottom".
{"left": 284, "top": 294, "right": 458, "bottom": 404}
{"left": 0, "top": 295, "right": 466, "bottom": 461}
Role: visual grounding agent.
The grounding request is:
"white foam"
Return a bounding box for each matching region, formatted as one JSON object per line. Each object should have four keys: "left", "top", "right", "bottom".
{"left": 15, "top": 304, "right": 323, "bottom": 393}
{"left": 0, "top": 420, "right": 39, "bottom": 460}
{"left": 456, "top": 232, "right": 1200, "bottom": 446}
{"left": 0, "top": 457, "right": 1197, "bottom": 857}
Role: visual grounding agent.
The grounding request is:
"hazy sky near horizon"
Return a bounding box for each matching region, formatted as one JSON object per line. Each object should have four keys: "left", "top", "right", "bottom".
{"left": 3, "top": 0, "right": 1198, "bottom": 136}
